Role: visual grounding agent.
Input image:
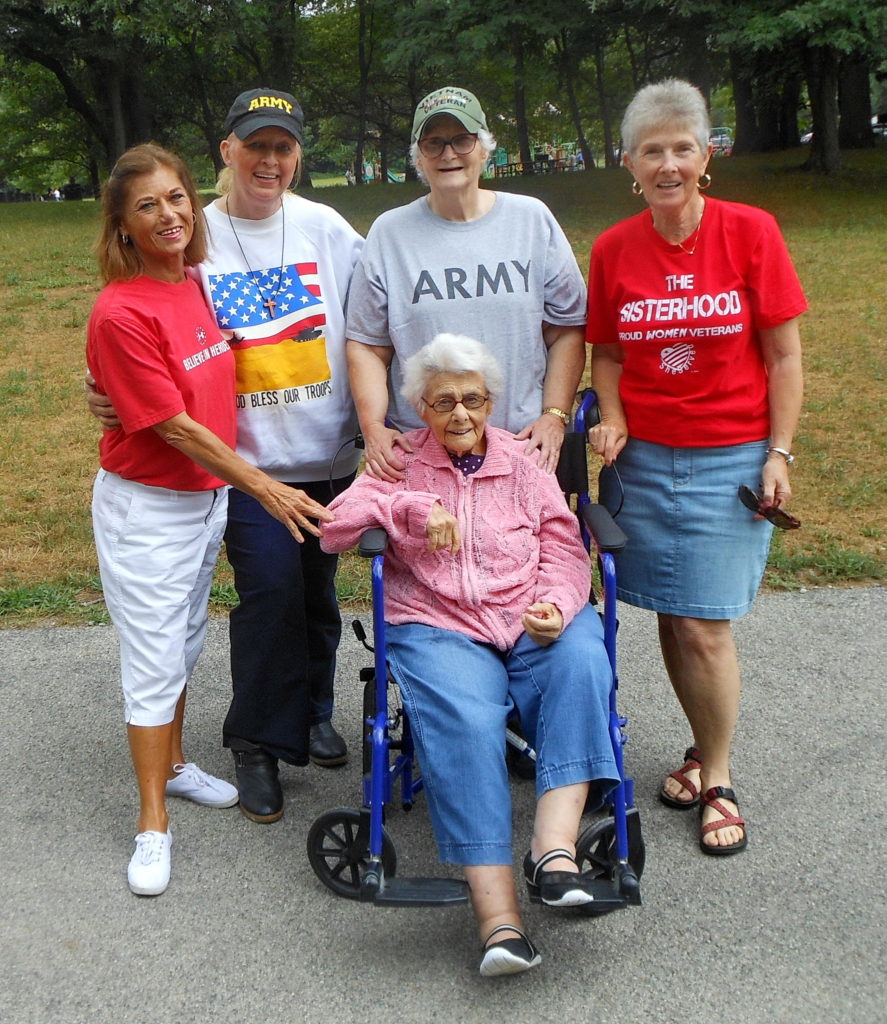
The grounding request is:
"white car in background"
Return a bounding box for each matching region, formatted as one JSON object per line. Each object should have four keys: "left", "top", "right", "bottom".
{"left": 709, "top": 126, "right": 733, "bottom": 155}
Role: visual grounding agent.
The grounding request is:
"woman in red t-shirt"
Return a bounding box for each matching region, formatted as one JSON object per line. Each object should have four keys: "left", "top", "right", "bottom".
{"left": 88, "top": 144, "right": 331, "bottom": 896}
{"left": 587, "top": 80, "right": 805, "bottom": 857}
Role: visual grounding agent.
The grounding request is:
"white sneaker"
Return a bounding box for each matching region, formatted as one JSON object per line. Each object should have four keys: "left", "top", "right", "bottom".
{"left": 165, "top": 762, "right": 239, "bottom": 808}
{"left": 128, "top": 830, "right": 171, "bottom": 896}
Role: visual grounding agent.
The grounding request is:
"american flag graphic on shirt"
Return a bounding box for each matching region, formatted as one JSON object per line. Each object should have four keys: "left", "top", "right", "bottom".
{"left": 206, "top": 263, "right": 331, "bottom": 397}
{"left": 207, "top": 263, "right": 322, "bottom": 329}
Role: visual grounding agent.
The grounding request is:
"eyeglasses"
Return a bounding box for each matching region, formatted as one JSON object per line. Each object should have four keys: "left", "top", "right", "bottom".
{"left": 737, "top": 485, "right": 801, "bottom": 530}
{"left": 421, "top": 392, "right": 489, "bottom": 414}
{"left": 416, "top": 133, "right": 479, "bottom": 159}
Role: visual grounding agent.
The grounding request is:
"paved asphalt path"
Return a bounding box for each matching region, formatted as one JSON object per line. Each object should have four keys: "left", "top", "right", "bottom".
{"left": 1, "top": 586, "right": 884, "bottom": 1024}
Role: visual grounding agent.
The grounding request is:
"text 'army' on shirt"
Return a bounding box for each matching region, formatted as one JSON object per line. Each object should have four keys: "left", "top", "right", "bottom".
{"left": 411, "top": 260, "right": 532, "bottom": 304}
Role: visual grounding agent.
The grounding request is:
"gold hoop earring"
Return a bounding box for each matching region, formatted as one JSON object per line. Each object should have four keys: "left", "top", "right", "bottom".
{"left": 698, "top": 173, "right": 712, "bottom": 190}
{"left": 632, "top": 180, "right": 643, "bottom": 196}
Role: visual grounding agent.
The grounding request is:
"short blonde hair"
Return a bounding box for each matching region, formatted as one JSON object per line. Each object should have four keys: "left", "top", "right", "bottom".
{"left": 95, "top": 143, "right": 208, "bottom": 284}
{"left": 400, "top": 333, "right": 504, "bottom": 411}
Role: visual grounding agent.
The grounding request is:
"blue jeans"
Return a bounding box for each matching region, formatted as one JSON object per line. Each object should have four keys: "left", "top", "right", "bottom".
{"left": 222, "top": 476, "right": 352, "bottom": 765}
{"left": 386, "top": 605, "right": 620, "bottom": 866}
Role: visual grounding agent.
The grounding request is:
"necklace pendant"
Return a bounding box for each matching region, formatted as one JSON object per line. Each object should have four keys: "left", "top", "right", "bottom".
{"left": 264, "top": 297, "right": 278, "bottom": 318}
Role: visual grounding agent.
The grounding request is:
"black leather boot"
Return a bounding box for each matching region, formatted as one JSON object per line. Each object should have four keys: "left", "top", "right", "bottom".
{"left": 230, "top": 739, "right": 283, "bottom": 823}
{"left": 309, "top": 721, "right": 348, "bottom": 767}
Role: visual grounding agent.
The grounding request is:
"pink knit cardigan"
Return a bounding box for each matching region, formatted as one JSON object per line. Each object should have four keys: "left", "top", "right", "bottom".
{"left": 321, "top": 426, "right": 591, "bottom": 651}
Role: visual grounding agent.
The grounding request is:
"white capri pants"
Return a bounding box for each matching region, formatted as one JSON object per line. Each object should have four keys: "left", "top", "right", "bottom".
{"left": 92, "top": 470, "right": 228, "bottom": 727}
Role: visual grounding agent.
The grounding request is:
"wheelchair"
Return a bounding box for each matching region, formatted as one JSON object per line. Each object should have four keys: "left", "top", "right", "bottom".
{"left": 307, "top": 390, "right": 645, "bottom": 913}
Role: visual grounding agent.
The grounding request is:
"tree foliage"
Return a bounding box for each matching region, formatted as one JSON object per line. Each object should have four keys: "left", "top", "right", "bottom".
{"left": 1, "top": 0, "right": 885, "bottom": 192}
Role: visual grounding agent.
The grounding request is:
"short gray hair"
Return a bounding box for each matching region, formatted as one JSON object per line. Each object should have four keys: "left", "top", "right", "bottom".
{"left": 409, "top": 127, "right": 497, "bottom": 184}
{"left": 400, "top": 333, "right": 504, "bottom": 411}
{"left": 621, "top": 79, "right": 710, "bottom": 156}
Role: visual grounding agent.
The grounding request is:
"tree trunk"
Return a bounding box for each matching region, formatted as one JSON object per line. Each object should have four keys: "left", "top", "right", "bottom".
{"left": 803, "top": 44, "right": 842, "bottom": 173}
{"left": 557, "top": 31, "right": 594, "bottom": 170}
{"left": 122, "top": 63, "right": 153, "bottom": 145}
{"left": 730, "top": 49, "right": 759, "bottom": 154}
{"left": 778, "top": 75, "right": 802, "bottom": 149}
{"left": 838, "top": 56, "right": 874, "bottom": 149}
{"left": 512, "top": 31, "right": 533, "bottom": 175}
{"left": 403, "top": 66, "right": 421, "bottom": 182}
{"left": 106, "top": 67, "right": 128, "bottom": 161}
{"left": 623, "top": 27, "right": 640, "bottom": 91}
{"left": 757, "top": 92, "right": 781, "bottom": 152}
{"left": 265, "top": 0, "right": 298, "bottom": 89}
{"left": 354, "top": 0, "right": 370, "bottom": 186}
{"left": 594, "top": 43, "right": 616, "bottom": 167}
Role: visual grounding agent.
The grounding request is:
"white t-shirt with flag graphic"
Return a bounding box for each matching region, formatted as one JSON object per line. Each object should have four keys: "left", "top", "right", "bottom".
{"left": 202, "top": 193, "right": 363, "bottom": 482}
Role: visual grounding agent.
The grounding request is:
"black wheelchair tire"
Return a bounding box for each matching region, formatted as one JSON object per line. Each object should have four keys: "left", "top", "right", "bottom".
{"left": 575, "top": 806, "right": 645, "bottom": 881}
{"left": 307, "top": 808, "right": 397, "bottom": 900}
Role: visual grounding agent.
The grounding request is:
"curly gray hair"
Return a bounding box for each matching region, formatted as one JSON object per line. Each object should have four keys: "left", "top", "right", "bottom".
{"left": 400, "top": 334, "right": 504, "bottom": 412}
{"left": 621, "top": 79, "right": 710, "bottom": 156}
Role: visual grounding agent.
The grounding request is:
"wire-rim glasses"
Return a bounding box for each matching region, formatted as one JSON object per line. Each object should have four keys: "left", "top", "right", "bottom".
{"left": 417, "top": 133, "right": 479, "bottom": 159}
{"left": 421, "top": 392, "right": 490, "bottom": 414}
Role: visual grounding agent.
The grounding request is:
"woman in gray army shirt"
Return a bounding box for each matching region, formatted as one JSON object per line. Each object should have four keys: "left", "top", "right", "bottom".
{"left": 346, "top": 86, "right": 587, "bottom": 481}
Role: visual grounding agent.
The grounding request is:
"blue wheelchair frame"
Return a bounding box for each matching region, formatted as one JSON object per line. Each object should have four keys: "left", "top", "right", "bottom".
{"left": 307, "top": 391, "right": 644, "bottom": 911}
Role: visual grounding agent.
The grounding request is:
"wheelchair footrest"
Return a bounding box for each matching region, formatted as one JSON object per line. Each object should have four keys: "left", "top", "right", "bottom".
{"left": 372, "top": 877, "right": 470, "bottom": 907}
{"left": 576, "top": 876, "right": 642, "bottom": 915}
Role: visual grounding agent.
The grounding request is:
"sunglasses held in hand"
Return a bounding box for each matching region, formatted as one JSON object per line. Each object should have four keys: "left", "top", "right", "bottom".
{"left": 737, "top": 485, "right": 801, "bottom": 530}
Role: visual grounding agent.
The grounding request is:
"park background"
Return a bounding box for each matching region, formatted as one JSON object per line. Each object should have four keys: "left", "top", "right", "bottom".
{"left": 0, "top": 0, "right": 885, "bottom": 621}
{"left": 2, "top": 1, "right": 886, "bottom": 191}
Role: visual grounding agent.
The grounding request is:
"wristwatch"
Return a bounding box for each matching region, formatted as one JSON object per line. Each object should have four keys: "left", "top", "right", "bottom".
{"left": 542, "top": 406, "right": 570, "bottom": 426}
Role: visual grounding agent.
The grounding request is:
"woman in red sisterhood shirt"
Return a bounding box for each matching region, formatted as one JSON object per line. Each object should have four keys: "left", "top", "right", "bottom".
{"left": 88, "top": 144, "right": 331, "bottom": 897}
{"left": 587, "top": 80, "right": 805, "bottom": 857}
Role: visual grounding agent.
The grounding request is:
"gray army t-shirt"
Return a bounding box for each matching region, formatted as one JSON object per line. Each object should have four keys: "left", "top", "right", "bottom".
{"left": 346, "top": 191, "right": 587, "bottom": 433}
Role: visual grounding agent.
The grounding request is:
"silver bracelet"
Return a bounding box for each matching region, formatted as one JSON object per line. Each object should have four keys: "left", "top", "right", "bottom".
{"left": 767, "top": 446, "right": 795, "bottom": 464}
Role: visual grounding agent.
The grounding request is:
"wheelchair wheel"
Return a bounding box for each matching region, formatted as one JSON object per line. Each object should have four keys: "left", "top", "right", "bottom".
{"left": 362, "top": 675, "right": 404, "bottom": 775}
{"left": 307, "top": 808, "right": 397, "bottom": 900}
{"left": 575, "top": 807, "right": 645, "bottom": 880}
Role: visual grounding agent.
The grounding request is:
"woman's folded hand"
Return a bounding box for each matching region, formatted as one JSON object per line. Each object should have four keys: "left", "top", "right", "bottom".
{"left": 426, "top": 501, "right": 461, "bottom": 554}
{"left": 521, "top": 602, "right": 564, "bottom": 646}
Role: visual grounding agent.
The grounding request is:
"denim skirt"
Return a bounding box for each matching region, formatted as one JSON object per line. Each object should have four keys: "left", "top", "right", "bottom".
{"left": 598, "top": 438, "right": 774, "bottom": 620}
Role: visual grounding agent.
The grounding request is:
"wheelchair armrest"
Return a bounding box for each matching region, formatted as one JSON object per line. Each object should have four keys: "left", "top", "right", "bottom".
{"left": 358, "top": 528, "right": 389, "bottom": 559}
{"left": 580, "top": 502, "right": 627, "bottom": 553}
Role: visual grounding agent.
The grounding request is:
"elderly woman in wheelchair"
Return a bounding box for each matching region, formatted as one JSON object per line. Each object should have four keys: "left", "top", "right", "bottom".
{"left": 321, "top": 334, "right": 620, "bottom": 977}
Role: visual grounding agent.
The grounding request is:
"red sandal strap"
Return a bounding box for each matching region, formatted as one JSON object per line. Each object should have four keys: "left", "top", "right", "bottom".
{"left": 667, "top": 747, "right": 703, "bottom": 798}
{"left": 667, "top": 767, "right": 699, "bottom": 799}
{"left": 700, "top": 787, "right": 746, "bottom": 836}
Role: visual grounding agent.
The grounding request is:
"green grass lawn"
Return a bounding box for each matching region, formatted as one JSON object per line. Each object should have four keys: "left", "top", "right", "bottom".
{"left": 0, "top": 146, "right": 884, "bottom": 624}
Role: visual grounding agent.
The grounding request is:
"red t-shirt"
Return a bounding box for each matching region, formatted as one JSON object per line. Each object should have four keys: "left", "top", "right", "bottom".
{"left": 87, "top": 275, "right": 236, "bottom": 490}
{"left": 586, "top": 198, "right": 807, "bottom": 447}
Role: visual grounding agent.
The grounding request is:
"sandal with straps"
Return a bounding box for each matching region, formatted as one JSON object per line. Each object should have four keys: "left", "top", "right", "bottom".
{"left": 699, "top": 785, "right": 748, "bottom": 856}
{"left": 659, "top": 746, "right": 703, "bottom": 809}
{"left": 479, "top": 924, "right": 542, "bottom": 977}
{"left": 523, "top": 848, "right": 595, "bottom": 907}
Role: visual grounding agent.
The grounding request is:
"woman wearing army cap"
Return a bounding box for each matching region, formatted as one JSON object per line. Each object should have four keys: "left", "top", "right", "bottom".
{"left": 346, "top": 86, "right": 587, "bottom": 482}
